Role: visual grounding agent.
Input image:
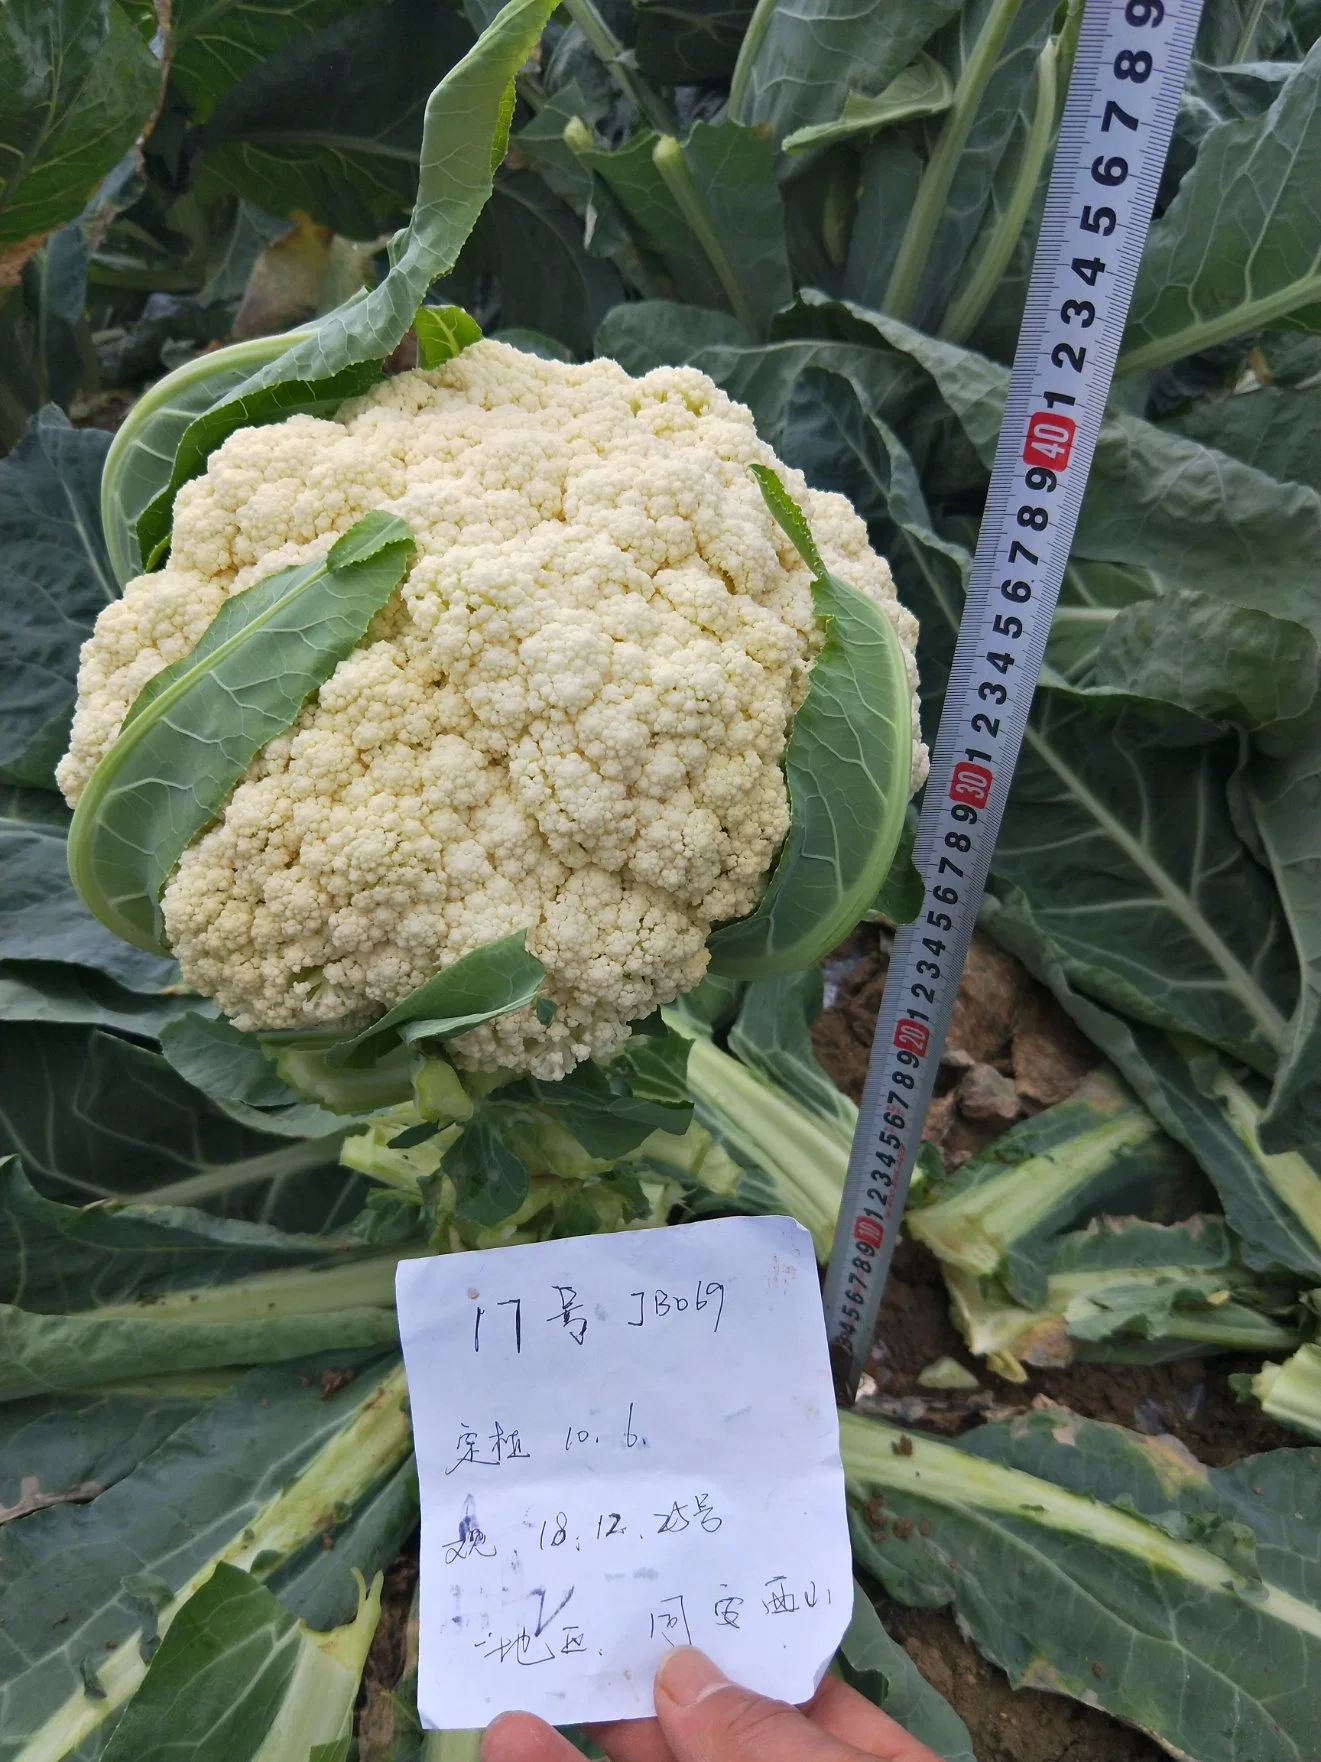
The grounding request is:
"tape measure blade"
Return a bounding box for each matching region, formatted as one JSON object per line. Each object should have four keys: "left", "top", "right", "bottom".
{"left": 824, "top": 0, "right": 1204, "bottom": 1402}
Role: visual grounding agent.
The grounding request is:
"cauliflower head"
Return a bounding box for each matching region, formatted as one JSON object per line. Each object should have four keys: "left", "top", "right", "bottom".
{"left": 59, "top": 341, "right": 925, "bottom": 1077}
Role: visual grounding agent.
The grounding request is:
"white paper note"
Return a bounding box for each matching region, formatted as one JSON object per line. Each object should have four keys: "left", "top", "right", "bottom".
{"left": 395, "top": 1213, "right": 852, "bottom": 1730}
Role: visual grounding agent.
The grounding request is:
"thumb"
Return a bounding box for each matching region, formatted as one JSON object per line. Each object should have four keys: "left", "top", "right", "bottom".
{"left": 652, "top": 1648, "right": 861, "bottom": 1762}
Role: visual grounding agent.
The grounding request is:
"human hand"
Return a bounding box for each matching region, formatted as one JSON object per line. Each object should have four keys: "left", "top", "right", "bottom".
{"left": 480, "top": 1645, "right": 943, "bottom": 1762}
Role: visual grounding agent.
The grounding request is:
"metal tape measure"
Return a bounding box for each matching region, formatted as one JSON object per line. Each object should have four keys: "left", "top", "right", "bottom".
{"left": 823, "top": 0, "right": 1204, "bottom": 1400}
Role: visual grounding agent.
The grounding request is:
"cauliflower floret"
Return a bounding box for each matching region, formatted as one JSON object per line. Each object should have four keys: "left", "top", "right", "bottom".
{"left": 58, "top": 342, "right": 926, "bottom": 1076}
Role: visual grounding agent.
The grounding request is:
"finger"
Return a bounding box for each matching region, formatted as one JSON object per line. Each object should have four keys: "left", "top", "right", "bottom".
{"left": 805, "top": 1675, "right": 946, "bottom": 1761}
{"left": 585, "top": 1714, "right": 677, "bottom": 1762}
{"left": 584, "top": 1714, "right": 676, "bottom": 1762}
{"left": 651, "top": 1649, "right": 860, "bottom": 1762}
{"left": 481, "top": 1712, "right": 587, "bottom": 1762}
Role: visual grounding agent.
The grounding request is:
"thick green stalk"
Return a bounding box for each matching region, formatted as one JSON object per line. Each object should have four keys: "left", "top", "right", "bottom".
{"left": 1118, "top": 271, "right": 1321, "bottom": 377}
{"left": 560, "top": 0, "right": 673, "bottom": 134}
{"left": 944, "top": 1262, "right": 1298, "bottom": 1381}
{"left": 909, "top": 1107, "right": 1159, "bottom": 1275}
{"left": 1249, "top": 1343, "right": 1321, "bottom": 1441}
{"left": 728, "top": 0, "right": 778, "bottom": 122}
{"left": 1210, "top": 1067, "right": 1321, "bottom": 1254}
{"left": 92, "top": 1252, "right": 409, "bottom": 1325}
{"left": 673, "top": 1023, "right": 848, "bottom": 1256}
{"left": 651, "top": 135, "right": 760, "bottom": 335}
{"left": 838, "top": 1411, "right": 1321, "bottom": 1641}
{"left": 16, "top": 1367, "right": 412, "bottom": 1762}
{"left": 424, "top": 1734, "right": 483, "bottom": 1761}
{"left": 939, "top": 34, "right": 1058, "bottom": 342}
{"left": 884, "top": 0, "right": 1026, "bottom": 322}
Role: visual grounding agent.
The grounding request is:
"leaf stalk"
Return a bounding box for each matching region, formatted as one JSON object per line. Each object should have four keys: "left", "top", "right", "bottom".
{"left": 884, "top": 0, "right": 1027, "bottom": 324}
{"left": 939, "top": 33, "right": 1058, "bottom": 343}
{"left": 650, "top": 135, "right": 761, "bottom": 335}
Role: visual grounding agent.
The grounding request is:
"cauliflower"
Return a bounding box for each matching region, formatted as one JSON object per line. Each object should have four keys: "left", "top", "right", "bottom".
{"left": 60, "top": 341, "right": 925, "bottom": 1076}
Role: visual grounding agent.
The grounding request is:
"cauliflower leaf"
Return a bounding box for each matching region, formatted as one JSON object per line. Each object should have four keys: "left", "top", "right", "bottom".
{"left": 707, "top": 468, "right": 913, "bottom": 977}
{"left": 68, "top": 513, "right": 416, "bottom": 953}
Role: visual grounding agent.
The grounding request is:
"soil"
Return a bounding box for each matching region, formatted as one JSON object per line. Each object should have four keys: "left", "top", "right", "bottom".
{"left": 812, "top": 921, "right": 1303, "bottom": 1762}
{"left": 356, "top": 1550, "right": 419, "bottom": 1762}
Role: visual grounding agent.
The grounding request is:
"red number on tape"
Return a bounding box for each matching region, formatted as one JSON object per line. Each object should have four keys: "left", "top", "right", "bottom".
{"left": 950, "top": 761, "right": 993, "bottom": 808}
{"left": 854, "top": 1218, "right": 885, "bottom": 1250}
{"left": 1024, "top": 411, "right": 1076, "bottom": 469}
{"left": 894, "top": 1019, "right": 929, "bottom": 1056}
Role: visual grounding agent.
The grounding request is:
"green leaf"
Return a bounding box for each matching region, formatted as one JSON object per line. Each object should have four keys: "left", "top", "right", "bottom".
{"left": 843, "top": 1408, "right": 1321, "bottom": 1762}
{"left": 0, "top": 409, "right": 115, "bottom": 788}
{"left": 444, "top": 1114, "right": 531, "bottom": 1225}
{"left": 0, "top": 961, "right": 197, "bottom": 1036}
{"left": 98, "top": 330, "right": 366, "bottom": 585}
{"left": 100, "top": 1562, "right": 381, "bottom": 1762}
{"left": 0, "top": 787, "right": 178, "bottom": 993}
{"left": 1246, "top": 707, "right": 1321, "bottom": 1147}
{"left": 0, "top": 1386, "right": 216, "bottom": 1522}
{"left": 0, "top": 1021, "right": 351, "bottom": 1225}
{"left": 159, "top": 1013, "right": 348, "bottom": 1138}
{"left": 161, "top": 0, "right": 369, "bottom": 123}
{"left": 726, "top": 970, "right": 857, "bottom": 1144}
{"left": 517, "top": 1059, "right": 693, "bottom": 1160}
{"left": 1167, "top": 381, "right": 1321, "bottom": 498}
{"left": 1122, "top": 42, "right": 1321, "bottom": 375}
{"left": 938, "top": 30, "right": 1058, "bottom": 345}
{"left": 836, "top": 1584, "right": 976, "bottom": 1762}
{"left": 781, "top": 55, "right": 955, "bottom": 153}
{"left": 332, "top": 931, "right": 547, "bottom": 1063}
{"left": 633, "top": 0, "right": 756, "bottom": 84}
{"left": 909, "top": 1071, "right": 1190, "bottom": 1296}
{"left": 878, "top": 0, "right": 1059, "bottom": 330}
{"left": 104, "top": 0, "right": 558, "bottom": 574}
{"left": 706, "top": 468, "right": 912, "bottom": 978}
{"left": 610, "top": 1018, "right": 695, "bottom": 1111}
{"left": 0, "top": 0, "right": 162, "bottom": 276}
{"left": 0, "top": 1356, "right": 409, "bottom": 1760}
{"left": 994, "top": 689, "right": 1297, "bottom": 1077}
{"left": 68, "top": 510, "right": 416, "bottom": 953}
{"left": 413, "top": 303, "right": 483, "bottom": 368}
{"left": 869, "top": 809, "right": 923, "bottom": 924}
{"left": 0, "top": 1157, "right": 382, "bottom": 1313}
{"left": 977, "top": 888, "right": 1321, "bottom": 1281}
{"left": 802, "top": 298, "right": 1321, "bottom": 647}
{"left": 1075, "top": 581, "right": 1319, "bottom": 734}
{"left": 190, "top": 0, "right": 476, "bottom": 239}
{"left": 571, "top": 121, "right": 790, "bottom": 337}
{"left": 729, "top": 0, "right": 961, "bottom": 138}
{"left": 463, "top": 171, "right": 626, "bottom": 358}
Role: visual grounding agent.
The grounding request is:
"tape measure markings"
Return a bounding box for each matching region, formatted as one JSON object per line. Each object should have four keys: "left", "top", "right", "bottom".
{"left": 823, "top": 0, "right": 1204, "bottom": 1399}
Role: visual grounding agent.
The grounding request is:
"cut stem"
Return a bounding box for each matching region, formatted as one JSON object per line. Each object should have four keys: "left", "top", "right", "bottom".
{"left": 651, "top": 135, "right": 760, "bottom": 335}
{"left": 884, "top": 0, "right": 1026, "bottom": 322}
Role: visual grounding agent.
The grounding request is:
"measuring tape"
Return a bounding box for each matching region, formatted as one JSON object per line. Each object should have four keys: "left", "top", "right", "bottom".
{"left": 822, "top": 0, "right": 1204, "bottom": 1401}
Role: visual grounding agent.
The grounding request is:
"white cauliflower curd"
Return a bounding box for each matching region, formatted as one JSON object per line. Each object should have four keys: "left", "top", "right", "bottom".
{"left": 59, "top": 341, "right": 925, "bottom": 1076}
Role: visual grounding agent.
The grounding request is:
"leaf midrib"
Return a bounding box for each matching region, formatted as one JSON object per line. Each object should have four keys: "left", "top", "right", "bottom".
{"left": 1022, "top": 719, "right": 1289, "bottom": 1054}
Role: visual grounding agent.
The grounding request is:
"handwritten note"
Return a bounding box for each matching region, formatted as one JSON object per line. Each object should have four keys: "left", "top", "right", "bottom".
{"left": 395, "top": 1214, "right": 852, "bottom": 1729}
